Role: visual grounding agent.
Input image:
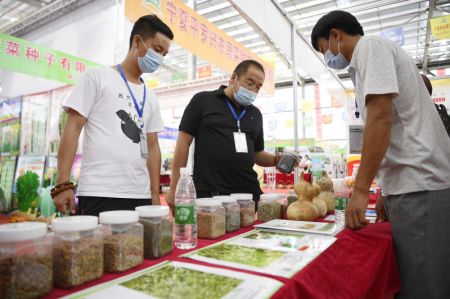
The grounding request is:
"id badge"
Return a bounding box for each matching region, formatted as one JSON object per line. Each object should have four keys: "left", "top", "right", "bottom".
{"left": 140, "top": 132, "right": 148, "bottom": 158}
{"left": 233, "top": 132, "right": 248, "bottom": 153}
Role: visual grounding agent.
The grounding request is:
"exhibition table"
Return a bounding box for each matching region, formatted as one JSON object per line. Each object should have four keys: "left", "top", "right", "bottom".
{"left": 44, "top": 222, "right": 400, "bottom": 299}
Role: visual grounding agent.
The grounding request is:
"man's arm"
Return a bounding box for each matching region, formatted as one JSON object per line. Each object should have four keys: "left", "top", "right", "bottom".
{"left": 53, "top": 109, "right": 86, "bottom": 213}
{"left": 165, "top": 131, "right": 194, "bottom": 209}
{"left": 346, "top": 93, "right": 393, "bottom": 230}
{"left": 147, "top": 132, "right": 162, "bottom": 205}
{"left": 255, "top": 151, "right": 278, "bottom": 167}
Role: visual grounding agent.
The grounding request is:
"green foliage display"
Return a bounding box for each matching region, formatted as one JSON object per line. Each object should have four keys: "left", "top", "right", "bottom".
{"left": 16, "top": 171, "right": 40, "bottom": 212}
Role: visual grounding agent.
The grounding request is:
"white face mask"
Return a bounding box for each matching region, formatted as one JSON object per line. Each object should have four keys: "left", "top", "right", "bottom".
{"left": 324, "top": 35, "right": 350, "bottom": 70}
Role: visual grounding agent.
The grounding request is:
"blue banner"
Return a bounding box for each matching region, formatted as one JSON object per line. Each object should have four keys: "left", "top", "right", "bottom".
{"left": 158, "top": 127, "right": 179, "bottom": 140}
{"left": 380, "top": 27, "right": 405, "bottom": 46}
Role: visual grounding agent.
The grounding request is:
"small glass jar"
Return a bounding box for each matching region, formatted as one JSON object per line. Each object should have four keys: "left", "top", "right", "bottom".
{"left": 51, "top": 216, "right": 103, "bottom": 288}
{"left": 99, "top": 211, "right": 144, "bottom": 273}
{"left": 213, "top": 196, "right": 240, "bottom": 232}
{"left": 196, "top": 199, "right": 226, "bottom": 239}
{"left": 230, "top": 193, "right": 256, "bottom": 227}
{"left": 258, "top": 193, "right": 283, "bottom": 222}
{"left": 136, "top": 206, "right": 173, "bottom": 259}
{"left": 0, "top": 222, "right": 52, "bottom": 299}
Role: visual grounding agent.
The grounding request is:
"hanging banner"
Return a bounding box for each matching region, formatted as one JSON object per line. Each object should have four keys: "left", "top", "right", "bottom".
{"left": 430, "top": 15, "right": 450, "bottom": 40}
{"left": 0, "top": 34, "right": 98, "bottom": 84}
{"left": 197, "top": 65, "right": 212, "bottom": 78}
{"left": 125, "top": 0, "right": 275, "bottom": 95}
{"left": 431, "top": 78, "right": 450, "bottom": 110}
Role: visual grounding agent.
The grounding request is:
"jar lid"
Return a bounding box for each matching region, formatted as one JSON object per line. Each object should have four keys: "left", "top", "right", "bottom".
{"left": 214, "top": 196, "right": 237, "bottom": 204}
{"left": 212, "top": 195, "right": 230, "bottom": 201}
{"left": 0, "top": 222, "right": 47, "bottom": 242}
{"left": 52, "top": 216, "right": 98, "bottom": 233}
{"left": 260, "top": 193, "right": 285, "bottom": 201}
{"left": 230, "top": 193, "right": 253, "bottom": 200}
{"left": 136, "top": 205, "right": 170, "bottom": 217}
{"left": 196, "top": 199, "right": 222, "bottom": 207}
{"left": 99, "top": 210, "right": 139, "bottom": 225}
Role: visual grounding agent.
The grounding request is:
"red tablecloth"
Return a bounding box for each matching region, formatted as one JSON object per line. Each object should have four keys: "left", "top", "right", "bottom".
{"left": 44, "top": 222, "right": 399, "bottom": 299}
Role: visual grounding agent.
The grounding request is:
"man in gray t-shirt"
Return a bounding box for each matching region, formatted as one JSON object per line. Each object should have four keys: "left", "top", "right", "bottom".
{"left": 312, "top": 10, "right": 450, "bottom": 299}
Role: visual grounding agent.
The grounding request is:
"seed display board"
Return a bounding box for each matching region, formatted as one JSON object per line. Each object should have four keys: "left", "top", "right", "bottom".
{"left": 183, "top": 229, "right": 336, "bottom": 278}
{"left": 64, "top": 261, "right": 282, "bottom": 299}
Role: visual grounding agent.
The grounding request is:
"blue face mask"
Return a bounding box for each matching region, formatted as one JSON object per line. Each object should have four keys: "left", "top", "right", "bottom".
{"left": 137, "top": 37, "right": 164, "bottom": 73}
{"left": 325, "top": 37, "right": 349, "bottom": 70}
{"left": 233, "top": 85, "right": 257, "bottom": 106}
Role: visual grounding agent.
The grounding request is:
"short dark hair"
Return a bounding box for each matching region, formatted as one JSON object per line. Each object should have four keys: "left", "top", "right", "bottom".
{"left": 129, "top": 15, "right": 174, "bottom": 49}
{"left": 233, "top": 60, "right": 265, "bottom": 77}
{"left": 421, "top": 74, "right": 433, "bottom": 95}
{"left": 311, "top": 10, "right": 364, "bottom": 51}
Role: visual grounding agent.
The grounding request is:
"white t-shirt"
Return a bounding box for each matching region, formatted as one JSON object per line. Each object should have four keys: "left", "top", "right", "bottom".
{"left": 64, "top": 66, "right": 164, "bottom": 198}
{"left": 348, "top": 36, "right": 450, "bottom": 196}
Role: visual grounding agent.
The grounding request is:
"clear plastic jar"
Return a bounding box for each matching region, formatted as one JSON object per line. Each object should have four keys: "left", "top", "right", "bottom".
{"left": 136, "top": 206, "right": 173, "bottom": 259}
{"left": 258, "top": 193, "right": 283, "bottom": 222}
{"left": 230, "top": 193, "right": 256, "bottom": 227}
{"left": 51, "top": 216, "right": 103, "bottom": 288}
{"left": 99, "top": 211, "right": 144, "bottom": 273}
{"left": 0, "top": 222, "right": 52, "bottom": 299}
{"left": 196, "top": 199, "right": 226, "bottom": 239}
{"left": 213, "top": 196, "right": 240, "bottom": 232}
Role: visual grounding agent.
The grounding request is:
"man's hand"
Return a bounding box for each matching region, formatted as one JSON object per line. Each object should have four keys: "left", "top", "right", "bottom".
{"left": 53, "top": 189, "right": 76, "bottom": 214}
{"left": 375, "top": 196, "right": 388, "bottom": 223}
{"left": 165, "top": 191, "right": 175, "bottom": 215}
{"left": 345, "top": 189, "right": 370, "bottom": 230}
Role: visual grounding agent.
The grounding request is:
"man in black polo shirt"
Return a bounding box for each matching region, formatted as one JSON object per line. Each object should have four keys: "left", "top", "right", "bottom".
{"left": 166, "top": 60, "right": 280, "bottom": 207}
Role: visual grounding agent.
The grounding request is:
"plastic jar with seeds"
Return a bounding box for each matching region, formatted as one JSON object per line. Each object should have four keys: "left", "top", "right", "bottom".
{"left": 196, "top": 199, "right": 226, "bottom": 239}
{"left": 99, "top": 211, "right": 143, "bottom": 273}
{"left": 230, "top": 193, "right": 256, "bottom": 227}
{"left": 136, "top": 206, "right": 173, "bottom": 259}
{"left": 213, "top": 196, "right": 240, "bottom": 232}
{"left": 257, "top": 193, "right": 283, "bottom": 222}
{"left": 51, "top": 216, "right": 103, "bottom": 288}
{"left": 0, "top": 222, "right": 52, "bottom": 299}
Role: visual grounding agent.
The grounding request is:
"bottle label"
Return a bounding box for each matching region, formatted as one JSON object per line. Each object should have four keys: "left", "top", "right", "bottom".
{"left": 175, "top": 204, "right": 195, "bottom": 225}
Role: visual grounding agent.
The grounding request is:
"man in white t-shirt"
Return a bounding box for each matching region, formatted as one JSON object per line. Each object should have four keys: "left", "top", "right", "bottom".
{"left": 52, "top": 15, "right": 173, "bottom": 216}
{"left": 312, "top": 11, "right": 450, "bottom": 298}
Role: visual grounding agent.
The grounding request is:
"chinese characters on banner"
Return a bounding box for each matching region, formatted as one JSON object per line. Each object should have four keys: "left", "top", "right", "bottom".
{"left": 430, "top": 15, "right": 450, "bottom": 40}
{"left": 0, "top": 34, "right": 98, "bottom": 84}
{"left": 125, "top": 0, "right": 275, "bottom": 95}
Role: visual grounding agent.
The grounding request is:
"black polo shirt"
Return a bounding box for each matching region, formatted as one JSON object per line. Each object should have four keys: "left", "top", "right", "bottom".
{"left": 179, "top": 85, "right": 264, "bottom": 197}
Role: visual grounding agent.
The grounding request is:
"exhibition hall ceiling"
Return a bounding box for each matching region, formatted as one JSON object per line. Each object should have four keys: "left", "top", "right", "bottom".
{"left": 1, "top": 0, "right": 449, "bottom": 87}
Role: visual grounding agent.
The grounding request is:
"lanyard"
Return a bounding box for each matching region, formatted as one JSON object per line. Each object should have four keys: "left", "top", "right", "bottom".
{"left": 226, "top": 99, "right": 247, "bottom": 132}
{"left": 116, "top": 64, "right": 146, "bottom": 127}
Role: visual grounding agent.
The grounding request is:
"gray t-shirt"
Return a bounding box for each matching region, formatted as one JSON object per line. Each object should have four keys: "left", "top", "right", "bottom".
{"left": 348, "top": 36, "right": 450, "bottom": 196}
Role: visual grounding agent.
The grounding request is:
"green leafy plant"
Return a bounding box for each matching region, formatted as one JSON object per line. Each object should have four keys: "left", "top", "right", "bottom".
{"left": 16, "top": 171, "right": 40, "bottom": 212}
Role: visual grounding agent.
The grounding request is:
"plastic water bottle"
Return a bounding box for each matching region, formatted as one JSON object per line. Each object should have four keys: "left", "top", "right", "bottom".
{"left": 174, "top": 167, "right": 197, "bottom": 249}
